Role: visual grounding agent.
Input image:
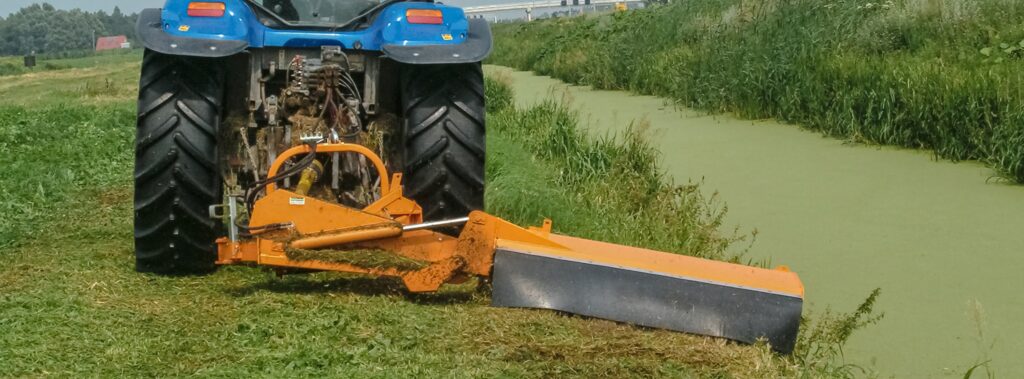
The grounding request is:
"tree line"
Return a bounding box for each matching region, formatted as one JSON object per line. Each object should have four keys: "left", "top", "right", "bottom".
{"left": 0, "top": 3, "right": 139, "bottom": 56}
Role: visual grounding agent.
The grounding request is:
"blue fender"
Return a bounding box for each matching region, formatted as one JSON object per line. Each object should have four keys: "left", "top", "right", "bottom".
{"left": 137, "top": 0, "right": 491, "bottom": 63}
{"left": 137, "top": 8, "right": 250, "bottom": 57}
{"left": 382, "top": 18, "right": 491, "bottom": 64}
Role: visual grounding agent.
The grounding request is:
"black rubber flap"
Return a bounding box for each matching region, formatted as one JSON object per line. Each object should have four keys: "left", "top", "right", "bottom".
{"left": 382, "top": 18, "right": 492, "bottom": 64}
{"left": 491, "top": 249, "right": 803, "bottom": 353}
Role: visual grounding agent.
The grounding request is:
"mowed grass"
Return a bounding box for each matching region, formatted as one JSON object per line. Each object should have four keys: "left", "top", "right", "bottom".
{"left": 4, "top": 199, "right": 781, "bottom": 377}
{"left": 490, "top": 0, "right": 1024, "bottom": 183}
{"left": 0, "top": 49, "right": 141, "bottom": 77}
{"left": 0, "top": 56, "right": 141, "bottom": 107}
{"left": 0, "top": 55, "right": 875, "bottom": 377}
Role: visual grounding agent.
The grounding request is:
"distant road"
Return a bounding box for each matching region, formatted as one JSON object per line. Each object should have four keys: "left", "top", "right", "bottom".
{"left": 463, "top": 0, "right": 641, "bottom": 14}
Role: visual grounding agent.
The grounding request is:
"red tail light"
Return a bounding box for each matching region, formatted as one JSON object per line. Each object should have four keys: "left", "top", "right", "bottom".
{"left": 188, "top": 2, "right": 226, "bottom": 17}
{"left": 406, "top": 9, "right": 443, "bottom": 25}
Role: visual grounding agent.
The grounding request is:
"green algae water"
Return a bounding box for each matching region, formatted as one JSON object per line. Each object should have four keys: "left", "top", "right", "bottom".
{"left": 488, "top": 66, "right": 1024, "bottom": 377}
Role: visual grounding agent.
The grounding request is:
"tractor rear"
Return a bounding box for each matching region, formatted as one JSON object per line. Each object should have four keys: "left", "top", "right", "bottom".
{"left": 134, "top": 0, "right": 805, "bottom": 353}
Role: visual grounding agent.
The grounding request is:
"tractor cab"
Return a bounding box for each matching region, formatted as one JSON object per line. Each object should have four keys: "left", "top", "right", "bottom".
{"left": 250, "top": 0, "right": 380, "bottom": 25}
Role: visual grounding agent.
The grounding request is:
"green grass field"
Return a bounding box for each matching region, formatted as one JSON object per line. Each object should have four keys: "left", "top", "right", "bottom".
{"left": 490, "top": 0, "right": 1024, "bottom": 183}
{"left": 0, "top": 49, "right": 141, "bottom": 77}
{"left": 0, "top": 53, "right": 875, "bottom": 377}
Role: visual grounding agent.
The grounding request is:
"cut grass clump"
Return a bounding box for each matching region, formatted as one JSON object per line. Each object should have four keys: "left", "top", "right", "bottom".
{"left": 490, "top": 0, "right": 1024, "bottom": 183}
{"left": 286, "top": 248, "right": 429, "bottom": 271}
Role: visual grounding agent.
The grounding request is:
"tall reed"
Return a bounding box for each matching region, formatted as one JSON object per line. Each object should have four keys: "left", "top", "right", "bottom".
{"left": 490, "top": 0, "right": 1024, "bottom": 182}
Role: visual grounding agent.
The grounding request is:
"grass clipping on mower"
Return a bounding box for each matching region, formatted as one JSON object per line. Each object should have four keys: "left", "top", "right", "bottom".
{"left": 285, "top": 248, "right": 429, "bottom": 271}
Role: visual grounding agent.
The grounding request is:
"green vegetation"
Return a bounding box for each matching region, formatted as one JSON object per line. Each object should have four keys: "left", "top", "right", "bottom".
{"left": 0, "top": 3, "right": 138, "bottom": 56}
{"left": 0, "top": 49, "right": 141, "bottom": 77}
{"left": 0, "top": 52, "right": 141, "bottom": 246}
{"left": 490, "top": 0, "right": 1024, "bottom": 183}
{"left": 0, "top": 54, "right": 879, "bottom": 377}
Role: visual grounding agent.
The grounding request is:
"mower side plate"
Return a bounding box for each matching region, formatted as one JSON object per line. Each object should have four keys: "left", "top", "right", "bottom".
{"left": 491, "top": 237, "right": 804, "bottom": 353}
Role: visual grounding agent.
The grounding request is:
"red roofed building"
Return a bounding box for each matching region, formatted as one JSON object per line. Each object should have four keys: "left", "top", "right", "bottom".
{"left": 96, "top": 35, "right": 130, "bottom": 51}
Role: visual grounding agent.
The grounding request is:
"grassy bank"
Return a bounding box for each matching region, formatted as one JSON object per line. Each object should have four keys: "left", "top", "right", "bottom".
{"left": 490, "top": 0, "right": 1024, "bottom": 183}
{"left": 0, "top": 57, "right": 877, "bottom": 377}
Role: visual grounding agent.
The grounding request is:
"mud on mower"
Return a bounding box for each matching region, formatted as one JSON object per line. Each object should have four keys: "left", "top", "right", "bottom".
{"left": 133, "top": 0, "right": 805, "bottom": 353}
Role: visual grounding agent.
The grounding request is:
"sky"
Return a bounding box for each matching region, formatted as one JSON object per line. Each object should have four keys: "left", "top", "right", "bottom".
{"left": 0, "top": 1, "right": 164, "bottom": 17}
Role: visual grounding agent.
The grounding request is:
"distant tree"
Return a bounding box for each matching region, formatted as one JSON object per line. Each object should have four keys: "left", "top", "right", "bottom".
{"left": 99, "top": 6, "right": 138, "bottom": 45}
{"left": 0, "top": 2, "right": 139, "bottom": 56}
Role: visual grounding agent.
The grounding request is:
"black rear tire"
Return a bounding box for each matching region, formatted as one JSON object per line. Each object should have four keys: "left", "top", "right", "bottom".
{"left": 134, "top": 50, "right": 224, "bottom": 274}
{"left": 400, "top": 63, "right": 486, "bottom": 226}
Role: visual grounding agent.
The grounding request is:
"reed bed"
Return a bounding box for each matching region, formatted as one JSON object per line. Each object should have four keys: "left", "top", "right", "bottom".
{"left": 490, "top": 0, "right": 1024, "bottom": 182}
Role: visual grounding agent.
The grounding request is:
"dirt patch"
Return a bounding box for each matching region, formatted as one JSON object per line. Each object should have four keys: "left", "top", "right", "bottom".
{"left": 96, "top": 187, "right": 132, "bottom": 207}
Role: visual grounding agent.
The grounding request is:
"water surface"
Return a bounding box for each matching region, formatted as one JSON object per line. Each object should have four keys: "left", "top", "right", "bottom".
{"left": 489, "top": 66, "right": 1024, "bottom": 377}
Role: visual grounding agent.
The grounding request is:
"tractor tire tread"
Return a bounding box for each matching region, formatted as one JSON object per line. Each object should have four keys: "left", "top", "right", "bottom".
{"left": 401, "top": 63, "right": 485, "bottom": 225}
{"left": 136, "top": 115, "right": 179, "bottom": 151}
{"left": 134, "top": 50, "right": 224, "bottom": 275}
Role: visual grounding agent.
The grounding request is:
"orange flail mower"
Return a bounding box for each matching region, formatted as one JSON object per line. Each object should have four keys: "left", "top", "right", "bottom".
{"left": 214, "top": 142, "right": 805, "bottom": 352}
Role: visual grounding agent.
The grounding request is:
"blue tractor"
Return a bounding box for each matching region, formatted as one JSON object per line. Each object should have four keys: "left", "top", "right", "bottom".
{"left": 134, "top": 0, "right": 490, "bottom": 273}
